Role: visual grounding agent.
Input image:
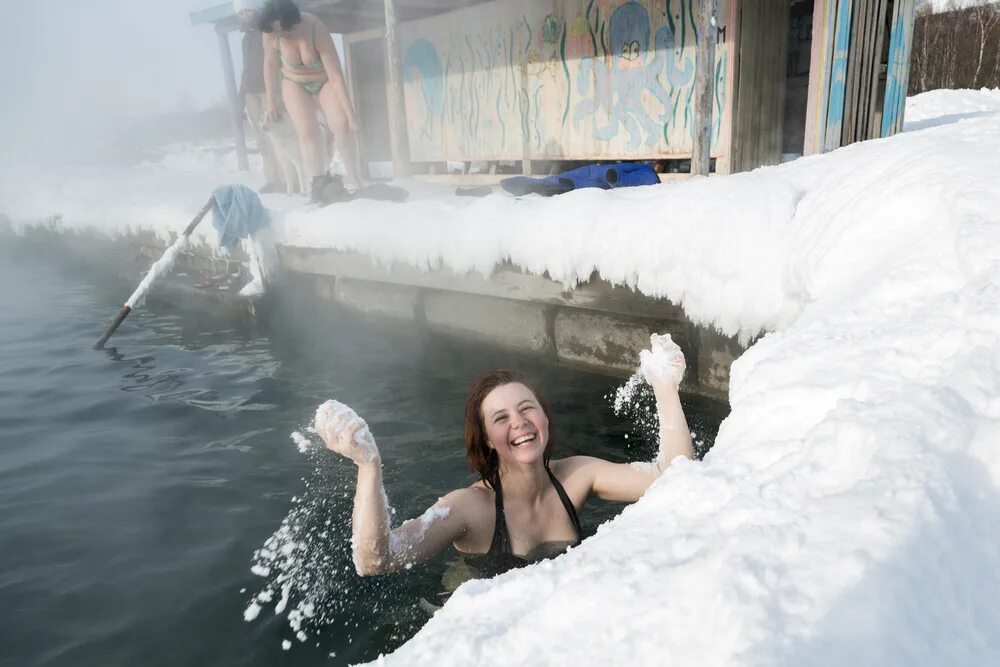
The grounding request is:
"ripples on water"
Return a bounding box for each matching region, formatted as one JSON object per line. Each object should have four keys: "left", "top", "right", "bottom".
{"left": 0, "top": 239, "right": 726, "bottom": 666}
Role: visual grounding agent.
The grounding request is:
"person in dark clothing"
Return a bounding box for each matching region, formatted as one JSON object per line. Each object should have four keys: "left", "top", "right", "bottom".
{"left": 234, "top": 0, "right": 288, "bottom": 193}
{"left": 316, "top": 336, "right": 693, "bottom": 580}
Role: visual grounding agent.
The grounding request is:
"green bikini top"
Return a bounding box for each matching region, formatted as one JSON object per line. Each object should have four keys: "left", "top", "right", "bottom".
{"left": 276, "top": 17, "right": 324, "bottom": 72}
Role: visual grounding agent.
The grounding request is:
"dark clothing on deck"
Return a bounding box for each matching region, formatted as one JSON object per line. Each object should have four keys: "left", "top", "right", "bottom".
{"left": 500, "top": 162, "right": 660, "bottom": 197}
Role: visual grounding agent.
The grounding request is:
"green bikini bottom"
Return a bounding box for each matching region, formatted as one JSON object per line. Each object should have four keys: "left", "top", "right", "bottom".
{"left": 284, "top": 75, "right": 326, "bottom": 97}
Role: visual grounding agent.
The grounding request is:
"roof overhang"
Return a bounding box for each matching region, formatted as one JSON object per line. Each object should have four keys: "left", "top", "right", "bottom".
{"left": 190, "top": 0, "right": 494, "bottom": 34}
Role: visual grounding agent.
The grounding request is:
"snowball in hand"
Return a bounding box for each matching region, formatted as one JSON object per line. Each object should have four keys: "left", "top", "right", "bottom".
{"left": 639, "top": 333, "right": 685, "bottom": 388}
{"left": 314, "top": 400, "right": 378, "bottom": 464}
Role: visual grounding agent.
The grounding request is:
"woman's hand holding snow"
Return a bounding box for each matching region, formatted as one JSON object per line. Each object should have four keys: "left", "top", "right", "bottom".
{"left": 314, "top": 400, "right": 379, "bottom": 465}
{"left": 639, "top": 333, "right": 686, "bottom": 391}
{"left": 636, "top": 333, "right": 694, "bottom": 468}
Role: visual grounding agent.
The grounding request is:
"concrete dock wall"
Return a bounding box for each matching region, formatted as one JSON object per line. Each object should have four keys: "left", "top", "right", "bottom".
{"left": 15, "top": 225, "right": 742, "bottom": 403}
{"left": 279, "top": 246, "right": 743, "bottom": 402}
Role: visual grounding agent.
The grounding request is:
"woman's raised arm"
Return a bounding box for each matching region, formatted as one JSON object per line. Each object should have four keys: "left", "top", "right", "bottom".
{"left": 315, "top": 401, "right": 468, "bottom": 575}
{"left": 561, "top": 334, "right": 694, "bottom": 503}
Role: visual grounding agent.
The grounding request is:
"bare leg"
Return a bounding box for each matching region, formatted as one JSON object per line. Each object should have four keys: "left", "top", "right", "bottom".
{"left": 317, "top": 83, "right": 365, "bottom": 189}
{"left": 281, "top": 79, "right": 325, "bottom": 178}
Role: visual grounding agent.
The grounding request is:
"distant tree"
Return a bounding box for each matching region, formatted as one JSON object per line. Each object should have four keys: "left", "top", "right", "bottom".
{"left": 909, "top": 0, "right": 1000, "bottom": 93}
{"left": 971, "top": 2, "right": 1000, "bottom": 86}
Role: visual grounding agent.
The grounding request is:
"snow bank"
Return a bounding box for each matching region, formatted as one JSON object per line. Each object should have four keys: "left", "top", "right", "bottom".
{"left": 353, "top": 88, "right": 1000, "bottom": 667}
{"left": 903, "top": 87, "right": 1000, "bottom": 131}
{"left": 2, "top": 89, "right": 1000, "bottom": 665}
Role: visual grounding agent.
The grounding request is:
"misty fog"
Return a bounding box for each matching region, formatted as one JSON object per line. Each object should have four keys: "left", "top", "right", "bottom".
{"left": 0, "top": 1, "right": 229, "bottom": 167}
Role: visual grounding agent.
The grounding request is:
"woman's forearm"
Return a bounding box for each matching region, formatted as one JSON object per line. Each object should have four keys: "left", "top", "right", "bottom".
{"left": 263, "top": 60, "right": 277, "bottom": 105}
{"left": 351, "top": 457, "right": 391, "bottom": 575}
{"left": 653, "top": 387, "right": 693, "bottom": 470}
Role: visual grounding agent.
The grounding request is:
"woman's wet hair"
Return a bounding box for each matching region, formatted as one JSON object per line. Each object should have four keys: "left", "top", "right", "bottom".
{"left": 258, "top": 0, "right": 301, "bottom": 32}
{"left": 464, "top": 370, "right": 555, "bottom": 489}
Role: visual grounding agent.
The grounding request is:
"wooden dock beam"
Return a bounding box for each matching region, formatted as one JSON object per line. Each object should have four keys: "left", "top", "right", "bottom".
{"left": 692, "top": 0, "right": 719, "bottom": 176}
{"left": 215, "top": 25, "right": 249, "bottom": 172}
{"left": 382, "top": 0, "right": 412, "bottom": 178}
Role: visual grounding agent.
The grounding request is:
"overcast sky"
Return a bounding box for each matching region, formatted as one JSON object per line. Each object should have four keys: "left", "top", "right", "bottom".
{"left": 0, "top": 0, "right": 230, "bottom": 162}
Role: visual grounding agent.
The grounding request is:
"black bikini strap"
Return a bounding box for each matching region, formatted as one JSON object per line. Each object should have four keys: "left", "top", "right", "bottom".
{"left": 488, "top": 472, "right": 513, "bottom": 555}
{"left": 546, "top": 467, "right": 583, "bottom": 542}
{"left": 490, "top": 468, "right": 582, "bottom": 555}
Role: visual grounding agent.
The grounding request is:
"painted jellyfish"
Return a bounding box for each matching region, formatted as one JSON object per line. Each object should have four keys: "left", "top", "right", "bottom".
{"left": 403, "top": 38, "right": 444, "bottom": 140}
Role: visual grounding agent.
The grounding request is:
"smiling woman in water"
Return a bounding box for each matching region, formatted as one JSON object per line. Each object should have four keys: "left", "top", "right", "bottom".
{"left": 315, "top": 334, "right": 693, "bottom": 578}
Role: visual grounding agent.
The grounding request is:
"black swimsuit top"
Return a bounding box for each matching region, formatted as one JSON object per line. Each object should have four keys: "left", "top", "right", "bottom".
{"left": 464, "top": 467, "right": 583, "bottom": 578}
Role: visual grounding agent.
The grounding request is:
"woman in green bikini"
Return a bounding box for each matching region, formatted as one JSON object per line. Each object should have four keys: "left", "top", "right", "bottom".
{"left": 259, "top": 0, "right": 364, "bottom": 197}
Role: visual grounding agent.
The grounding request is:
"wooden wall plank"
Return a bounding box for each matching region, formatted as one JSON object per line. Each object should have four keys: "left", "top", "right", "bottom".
{"left": 729, "top": 0, "right": 786, "bottom": 172}
{"left": 853, "top": 0, "right": 875, "bottom": 141}
{"left": 824, "top": 0, "right": 854, "bottom": 151}
{"left": 881, "top": 0, "right": 915, "bottom": 136}
{"left": 804, "top": 0, "right": 837, "bottom": 155}
{"left": 864, "top": 0, "right": 890, "bottom": 139}
{"left": 842, "top": 0, "right": 867, "bottom": 143}
{"left": 716, "top": 0, "right": 741, "bottom": 174}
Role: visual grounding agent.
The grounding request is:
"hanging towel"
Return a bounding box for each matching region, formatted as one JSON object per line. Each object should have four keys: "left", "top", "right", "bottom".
{"left": 211, "top": 184, "right": 270, "bottom": 252}
{"left": 500, "top": 163, "right": 659, "bottom": 197}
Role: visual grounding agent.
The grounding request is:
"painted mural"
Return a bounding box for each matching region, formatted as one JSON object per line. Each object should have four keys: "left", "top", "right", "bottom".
{"left": 824, "top": 0, "right": 853, "bottom": 151}
{"left": 399, "top": 0, "right": 731, "bottom": 162}
{"left": 881, "top": 0, "right": 916, "bottom": 137}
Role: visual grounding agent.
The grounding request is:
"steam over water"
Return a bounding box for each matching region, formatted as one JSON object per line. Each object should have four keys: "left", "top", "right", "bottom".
{"left": 0, "top": 238, "right": 725, "bottom": 666}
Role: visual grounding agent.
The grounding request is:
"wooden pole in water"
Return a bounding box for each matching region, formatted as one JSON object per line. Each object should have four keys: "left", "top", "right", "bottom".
{"left": 692, "top": 0, "right": 719, "bottom": 176}
{"left": 93, "top": 197, "right": 214, "bottom": 350}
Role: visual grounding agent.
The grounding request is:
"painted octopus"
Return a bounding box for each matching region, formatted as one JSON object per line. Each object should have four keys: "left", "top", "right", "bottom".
{"left": 574, "top": 1, "right": 695, "bottom": 151}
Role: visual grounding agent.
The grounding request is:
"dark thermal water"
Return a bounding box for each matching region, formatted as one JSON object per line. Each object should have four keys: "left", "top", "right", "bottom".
{"left": 0, "top": 238, "right": 726, "bottom": 666}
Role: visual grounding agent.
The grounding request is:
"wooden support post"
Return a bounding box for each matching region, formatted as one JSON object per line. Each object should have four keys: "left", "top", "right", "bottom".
{"left": 804, "top": 0, "right": 836, "bottom": 155}
{"left": 383, "top": 0, "right": 412, "bottom": 179}
{"left": 824, "top": 0, "right": 855, "bottom": 151}
{"left": 216, "top": 26, "right": 249, "bottom": 171}
{"left": 692, "top": 0, "right": 719, "bottom": 176}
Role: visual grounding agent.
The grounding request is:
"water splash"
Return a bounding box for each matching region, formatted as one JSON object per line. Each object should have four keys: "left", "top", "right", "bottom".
{"left": 609, "top": 372, "right": 708, "bottom": 460}
{"left": 243, "top": 421, "right": 419, "bottom": 654}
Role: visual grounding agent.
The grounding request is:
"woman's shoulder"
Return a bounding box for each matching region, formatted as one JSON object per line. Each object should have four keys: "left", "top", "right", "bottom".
{"left": 550, "top": 455, "right": 603, "bottom": 477}
{"left": 437, "top": 483, "right": 494, "bottom": 527}
{"left": 440, "top": 482, "right": 492, "bottom": 509}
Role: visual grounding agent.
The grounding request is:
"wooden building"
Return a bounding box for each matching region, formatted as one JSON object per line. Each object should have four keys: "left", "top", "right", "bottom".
{"left": 191, "top": 0, "right": 917, "bottom": 178}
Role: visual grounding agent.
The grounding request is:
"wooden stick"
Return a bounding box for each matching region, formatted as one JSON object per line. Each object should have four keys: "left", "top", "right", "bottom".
{"left": 93, "top": 197, "right": 214, "bottom": 350}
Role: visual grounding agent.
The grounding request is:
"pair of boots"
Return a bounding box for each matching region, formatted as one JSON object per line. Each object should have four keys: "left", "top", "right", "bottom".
{"left": 310, "top": 173, "right": 350, "bottom": 206}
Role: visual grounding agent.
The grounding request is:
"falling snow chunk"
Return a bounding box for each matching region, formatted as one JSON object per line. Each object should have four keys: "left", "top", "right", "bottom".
{"left": 243, "top": 602, "right": 262, "bottom": 622}
{"left": 290, "top": 430, "right": 312, "bottom": 454}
